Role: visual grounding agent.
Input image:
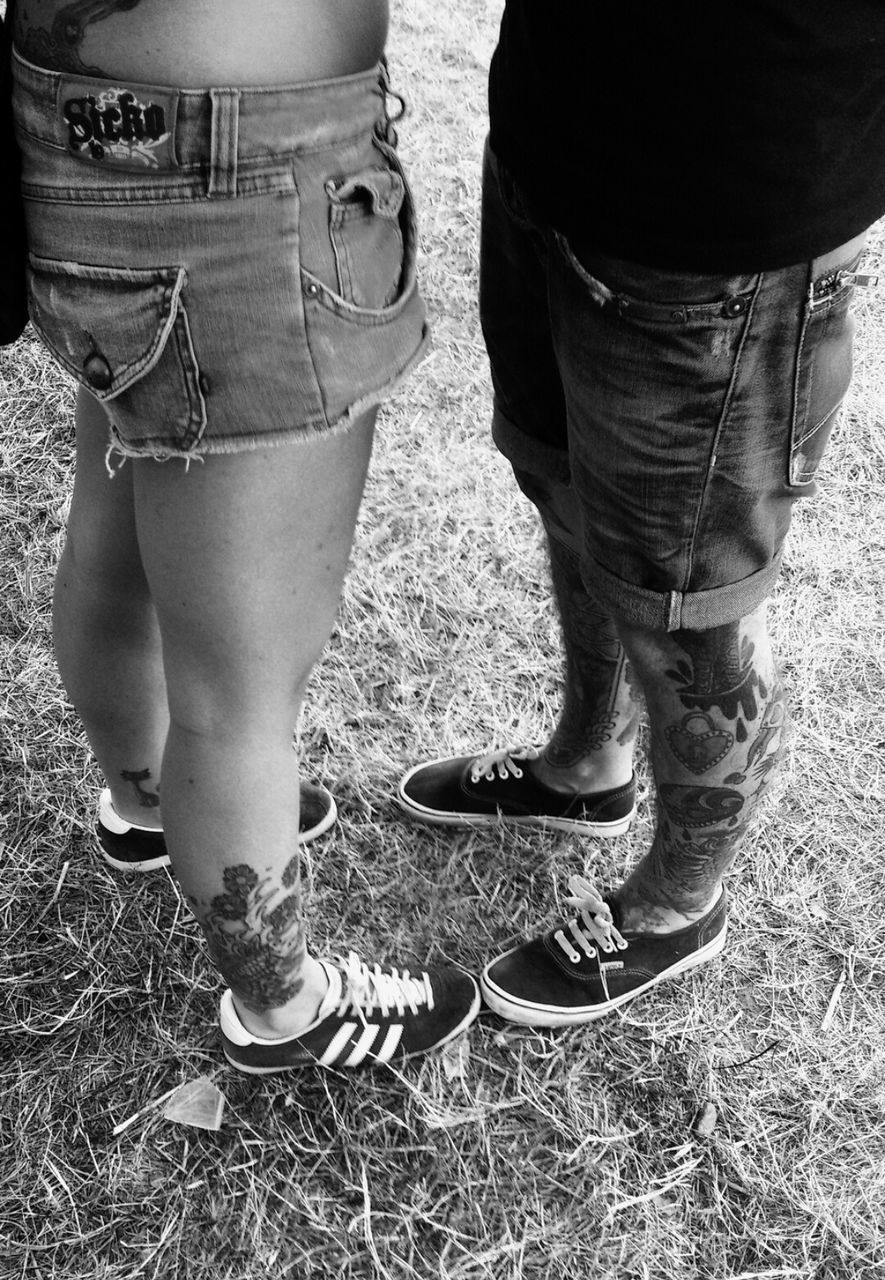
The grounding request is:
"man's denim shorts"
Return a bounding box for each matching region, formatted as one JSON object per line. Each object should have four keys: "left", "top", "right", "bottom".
{"left": 480, "top": 143, "right": 870, "bottom": 631}
{"left": 11, "top": 51, "right": 429, "bottom": 461}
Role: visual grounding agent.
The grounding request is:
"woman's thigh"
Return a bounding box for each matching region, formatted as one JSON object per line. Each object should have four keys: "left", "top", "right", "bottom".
{"left": 64, "top": 385, "right": 145, "bottom": 594}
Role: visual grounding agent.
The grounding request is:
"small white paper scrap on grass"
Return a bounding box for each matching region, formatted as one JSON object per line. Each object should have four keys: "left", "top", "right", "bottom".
{"left": 162, "top": 1077, "right": 226, "bottom": 1131}
{"left": 441, "top": 1034, "right": 471, "bottom": 1081}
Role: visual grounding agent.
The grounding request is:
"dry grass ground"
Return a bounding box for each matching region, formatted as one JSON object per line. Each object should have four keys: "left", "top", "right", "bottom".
{"left": 2, "top": 2, "right": 884, "bottom": 1277}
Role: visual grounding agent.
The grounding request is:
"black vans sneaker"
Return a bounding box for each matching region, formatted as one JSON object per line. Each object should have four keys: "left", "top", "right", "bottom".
{"left": 96, "top": 781, "right": 338, "bottom": 872}
{"left": 481, "top": 876, "right": 727, "bottom": 1026}
{"left": 220, "top": 952, "right": 481, "bottom": 1073}
{"left": 398, "top": 746, "right": 635, "bottom": 836}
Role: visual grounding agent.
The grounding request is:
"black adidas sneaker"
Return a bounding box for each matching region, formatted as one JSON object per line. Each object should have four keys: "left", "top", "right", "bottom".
{"left": 220, "top": 952, "right": 481, "bottom": 1073}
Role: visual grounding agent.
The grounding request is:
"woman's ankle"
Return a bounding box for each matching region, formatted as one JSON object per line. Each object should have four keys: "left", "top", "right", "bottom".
{"left": 108, "top": 789, "right": 163, "bottom": 830}
{"left": 233, "top": 955, "right": 331, "bottom": 1040}
{"left": 531, "top": 748, "right": 633, "bottom": 796}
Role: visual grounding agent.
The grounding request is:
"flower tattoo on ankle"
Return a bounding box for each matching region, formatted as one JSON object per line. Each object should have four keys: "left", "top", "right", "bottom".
{"left": 194, "top": 860, "right": 307, "bottom": 1014}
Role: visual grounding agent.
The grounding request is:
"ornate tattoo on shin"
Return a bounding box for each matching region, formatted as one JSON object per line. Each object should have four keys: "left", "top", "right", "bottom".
{"left": 723, "top": 681, "right": 787, "bottom": 792}
{"left": 667, "top": 622, "right": 767, "bottom": 727}
{"left": 191, "top": 853, "right": 307, "bottom": 1015}
{"left": 658, "top": 783, "right": 745, "bottom": 828}
{"left": 646, "top": 619, "right": 784, "bottom": 912}
{"left": 640, "top": 808, "right": 752, "bottom": 910}
{"left": 665, "top": 711, "right": 734, "bottom": 773}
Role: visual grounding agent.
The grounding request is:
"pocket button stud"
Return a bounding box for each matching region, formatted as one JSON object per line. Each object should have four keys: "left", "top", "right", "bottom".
{"left": 83, "top": 352, "right": 113, "bottom": 391}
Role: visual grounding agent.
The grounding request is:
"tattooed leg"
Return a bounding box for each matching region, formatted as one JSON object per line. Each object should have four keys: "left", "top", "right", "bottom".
{"left": 530, "top": 533, "right": 639, "bottom": 794}
{"left": 57, "top": 387, "right": 375, "bottom": 1035}
{"left": 53, "top": 388, "right": 166, "bottom": 828}
{"left": 134, "top": 411, "right": 377, "bottom": 1037}
{"left": 182, "top": 813, "right": 313, "bottom": 1023}
{"left": 613, "top": 603, "right": 786, "bottom": 932}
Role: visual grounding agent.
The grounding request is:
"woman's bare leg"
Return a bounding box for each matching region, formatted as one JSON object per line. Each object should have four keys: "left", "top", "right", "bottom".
{"left": 53, "top": 387, "right": 166, "bottom": 826}
{"left": 130, "top": 417, "right": 375, "bottom": 1037}
{"left": 54, "top": 387, "right": 376, "bottom": 1037}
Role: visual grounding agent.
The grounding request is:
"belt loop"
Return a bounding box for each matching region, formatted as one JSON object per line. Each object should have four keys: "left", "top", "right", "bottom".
{"left": 376, "top": 55, "right": 405, "bottom": 146}
{"left": 666, "top": 591, "right": 683, "bottom": 632}
{"left": 809, "top": 228, "right": 869, "bottom": 280}
{"left": 208, "top": 88, "right": 240, "bottom": 196}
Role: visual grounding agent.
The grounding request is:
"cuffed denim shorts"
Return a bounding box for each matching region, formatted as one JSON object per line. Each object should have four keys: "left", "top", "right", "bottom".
{"left": 481, "top": 142, "right": 870, "bottom": 631}
{"left": 11, "top": 51, "right": 429, "bottom": 460}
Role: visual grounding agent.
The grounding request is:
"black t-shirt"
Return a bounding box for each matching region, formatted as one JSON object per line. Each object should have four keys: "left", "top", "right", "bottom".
{"left": 488, "top": 2, "right": 885, "bottom": 270}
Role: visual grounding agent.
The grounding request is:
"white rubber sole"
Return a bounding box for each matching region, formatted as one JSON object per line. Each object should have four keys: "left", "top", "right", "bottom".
{"left": 299, "top": 785, "right": 338, "bottom": 843}
{"left": 100, "top": 848, "right": 170, "bottom": 874}
{"left": 480, "top": 923, "right": 727, "bottom": 1027}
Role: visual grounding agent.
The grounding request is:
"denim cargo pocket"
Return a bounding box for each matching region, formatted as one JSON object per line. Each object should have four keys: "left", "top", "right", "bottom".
{"left": 27, "top": 254, "right": 207, "bottom": 452}
{"left": 299, "top": 137, "right": 427, "bottom": 428}
{"left": 301, "top": 138, "right": 417, "bottom": 321}
{"left": 326, "top": 163, "right": 405, "bottom": 310}
{"left": 789, "top": 271, "right": 857, "bottom": 488}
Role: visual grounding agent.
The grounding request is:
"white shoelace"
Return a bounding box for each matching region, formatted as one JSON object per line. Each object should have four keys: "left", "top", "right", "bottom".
{"left": 335, "top": 951, "right": 434, "bottom": 1020}
{"left": 470, "top": 745, "right": 540, "bottom": 785}
{"left": 553, "top": 875, "right": 628, "bottom": 963}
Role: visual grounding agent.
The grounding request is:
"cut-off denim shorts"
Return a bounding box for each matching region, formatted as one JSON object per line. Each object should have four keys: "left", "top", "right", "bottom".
{"left": 12, "top": 50, "right": 429, "bottom": 461}
{"left": 480, "top": 142, "right": 871, "bottom": 631}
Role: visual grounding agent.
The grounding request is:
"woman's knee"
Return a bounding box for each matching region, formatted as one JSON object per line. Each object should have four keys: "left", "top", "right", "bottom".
{"left": 158, "top": 641, "right": 311, "bottom": 742}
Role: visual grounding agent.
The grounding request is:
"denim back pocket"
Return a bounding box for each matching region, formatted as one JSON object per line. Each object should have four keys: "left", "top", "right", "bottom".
{"left": 556, "top": 234, "right": 760, "bottom": 326}
{"left": 27, "top": 254, "right": 207, "bottom": 451}
{"left": 789, "top": 268, "right": 858, "bottom": 488}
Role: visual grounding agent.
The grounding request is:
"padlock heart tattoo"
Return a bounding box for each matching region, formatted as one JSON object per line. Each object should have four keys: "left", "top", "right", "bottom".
{"left": 666, "top": 712, "right": 733, "bottom": 774}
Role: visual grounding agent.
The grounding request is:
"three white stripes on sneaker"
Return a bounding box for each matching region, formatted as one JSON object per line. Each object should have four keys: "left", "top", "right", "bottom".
{"left": 318, "top": 1020, "right": 403, "bottom": 1066}
{"left": 219, "top": 989, "right": 405, "bottom": 1066}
